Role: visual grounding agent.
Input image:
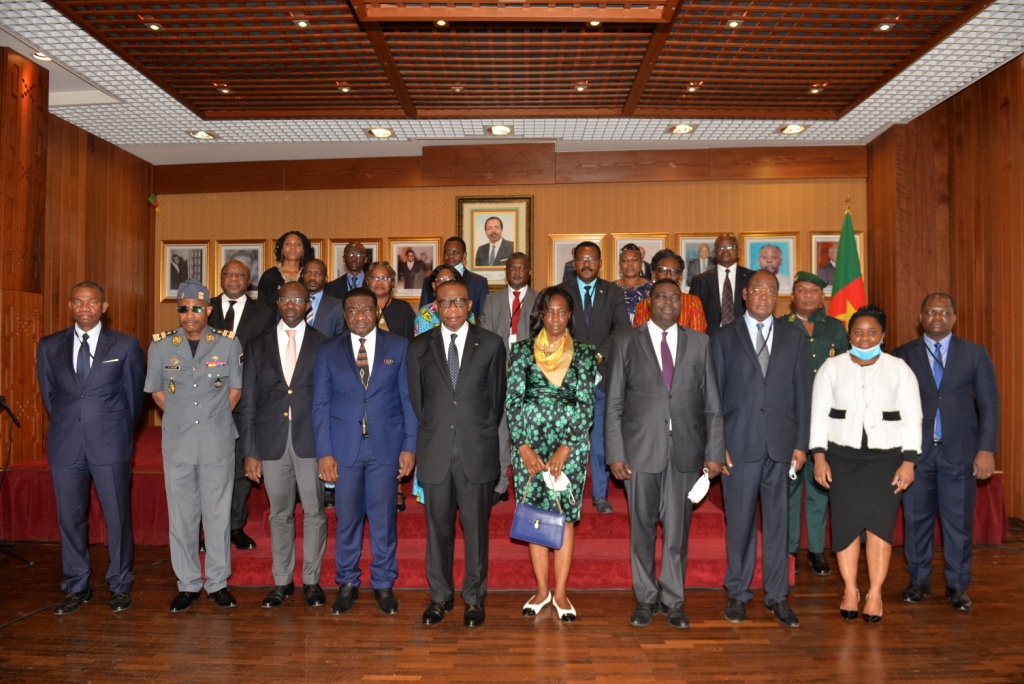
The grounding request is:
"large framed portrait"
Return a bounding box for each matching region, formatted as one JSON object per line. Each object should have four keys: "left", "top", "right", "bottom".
{"left": 330, "top": 239, "right": 381, "bottom": 281}
{"left": 678, "top": 236, "right": 718, "bottom": 292}
{"left": 743, "top": 234, "right": 799, "bottom": 296}
{"left": 161, "top": 241, "right": 209, "bottom": 302}
{"left": 549, "top": 234, "right": 607, "bottom": 287}
{"left": 810, "top": 232, "right": 865, "bottom": 295}
{"left": 389, "top": 238, "right": 440, "bottom": 301}
{"left": 609, "top": 233, "right": 667, "bottom": 281}
{"left": 458, "top": 195, "right": 533, "bottom": 287}
{"left": 214, "top": 240, "right": 266, "bottom": 299}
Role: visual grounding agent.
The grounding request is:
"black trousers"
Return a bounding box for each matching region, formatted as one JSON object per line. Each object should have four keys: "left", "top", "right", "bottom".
{"left": 230, "top": 411, "right": 251, "bottom": 531}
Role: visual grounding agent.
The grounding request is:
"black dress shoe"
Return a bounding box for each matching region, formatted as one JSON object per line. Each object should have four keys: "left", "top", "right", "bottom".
{"left": 304, "top": 584, "right": 327, "bottom": 607}
{"left": 110, "top": 592, "right": 132, "bottom": 613}
{"left": 422, "top": 599, "right": 454, "bottom": 625}
{"left": 725, "top": 598, "right": 746, "bottom": 623}
{"left": 592, "top": 497, "right": 613, "bottom": 514}
{"left": 169, "top": 591, "right": 200, "bottom": 613}
{"left": 768, "top": 599, "right": 800, "bottom": 627}
{"left": 374, "top": 588, "right": 400, "bottom": 614}
{"left": 491, "top": 490, "right": 509, "bottom": 507}
{"left": 208, "top": 588, "right": 239, "bottom": 608}
{"left": 53, "top": 588, "right": 94, "bottom": 615}
{"left": 231, "top": 528, "right": 257, "bottom": 550}
{"left": 629, "top": 602, "right": 657, "bottom": 627}
{"left": 946, "top": 588, "right": 973, "bottom": 611}
{"left": 808, "top": 552, "right": 832, "bottom": 576}
{"left": 464, "top": 604, "right": 486, "bottom": 627}
{"left": 397, "top": 489, "right": 406, "bottom": 513}
{"left": 667, "top": 605, "right": 690, "bottom": 629}
{"left": 262, "top": 583, "right": 295, "bottom": 608}
{"left": 332, "top": 583, "right": 359, "bottom": 615}
{"left": 324, "top": 488, "right": 335, "bottom": 509}
{"left": 902, "top": 583, "right": 931, "bottom": 603}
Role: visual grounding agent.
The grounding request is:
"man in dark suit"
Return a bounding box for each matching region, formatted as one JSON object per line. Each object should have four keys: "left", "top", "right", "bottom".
{"left": 474, "top": 216, "right": 515, "bottom": 267}
{"left": 301, "top": 259, "right": 346, "bottom": 337}
{"left": 478, "top": 253, "right": 537, "bottom": 505}
{"left": 407, "top": 279, "right": 507, "bottom": 627}
{"left": 893, "top": 293, "right": 1000, "bottom": 611}
{"left": 37, "top": 282, "right": 146, "bottom": 615}
{"left": 561, "top": 240, "right": 630, "bottom": 513}
{"left": 711, "top": 269, "right": 810, "bottom": 628}
{"left": 690, "top": 234, "right": 753, "bottom": 329}
{"left": 238, "top": 281, "right": 329, "bottom": 609}
{"left": 685, "top": 243, "right": 716, "bottom": 288}
{"left": 419, "top": 236, "right": 489, "bottom": 318}
{"left": 313, "top": 287, "right": 418, "bottom": 616}
{"left": 606, "top": 279, "right": 725, "bottom": 629}
{"left": 324, "top": 241, "right": 368, "bottom": 300}
{"left": 208, "top": 259, "right": 275, "bottom": 550}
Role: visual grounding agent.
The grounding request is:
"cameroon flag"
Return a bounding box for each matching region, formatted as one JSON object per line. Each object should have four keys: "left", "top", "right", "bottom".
{"left": 827, "top": 209, "right": 867, "bottom": 324}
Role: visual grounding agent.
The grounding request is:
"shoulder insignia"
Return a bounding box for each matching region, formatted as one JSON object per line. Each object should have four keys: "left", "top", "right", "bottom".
{"left": 788, "top": 313, "right": 796, "bottom": 322}
{"left": 172, "top": 335, "right": 182, "bottom": 345}
{"left": 205, "top": 332, "right": 216, "bottom": 344}
{"left": 829, "top": 347, "right": 836, "bottom": 357}
{"left": 152, "top": 329, "right": 177, "bottom": 342}
{"left": 217, "top": 329, "right": 236, "bottom": 339}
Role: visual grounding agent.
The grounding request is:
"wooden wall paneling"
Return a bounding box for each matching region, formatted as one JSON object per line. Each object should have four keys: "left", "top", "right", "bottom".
{"left": 283, "top": 156, "right": 421, "bottom": 190}
{"left": 0, "top": 290, "right": 43, "bottom": 463}
{"left": 154, "top": 161, "right": 285, "bottom": 195}
{"left": 709, "top": 146, "right": 868, "bottom": 180}
{"left": 555, "top": 149, "right": 709, "bottom": 184}
{"left": 420, "top": 144, "right": 556, "bottom": 186}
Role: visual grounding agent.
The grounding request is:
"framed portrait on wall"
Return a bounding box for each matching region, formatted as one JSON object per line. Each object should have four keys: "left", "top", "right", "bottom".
{"left": 678, "top": 236, "right": 719, "bottom": 292}
{"left": 609, "top": 233, "right": 667, "bottom": 281}
{"left": 810, "top": 232, "right": 865, "bottom": 295}
{"left": 743, "top": 234, "right": 799, "bottom": 296}
{"left": 161, "top": 241, "right": 209, "bottom": 302}
{"left": 389, "top": 238, "right": 440, "bottom": 300}
{"left": 215, "top": 240, "right": 265, "bottom": 299}
{"left": 308, "top": 239, "right": 323, "bottom": 263}
{"left": 457, "top": 195, "right": 533, "bottom": 287}
{"left": 330, "top": 239, "right": 382, "bottom": 281}
{"left": 549, "top": 234, "right": 606, "bottom": 287}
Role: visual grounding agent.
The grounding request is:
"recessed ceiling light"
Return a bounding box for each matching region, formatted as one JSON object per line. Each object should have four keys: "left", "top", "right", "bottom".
{"left": 146, "top": 22, "right": 163, "bottom": 31}
{"left": 808, "top": 83, "right": 826, "bottom": 94}
{"left": 338, "top": 85, "right": 351, "bottom": 93}
{"left": 368, "top": 128, "right": 393, "bottom": 138}
{"left": 780, "top": 124, "right": 806, "bottom": 135}
{"left": 218, "top": 87, "right": 232, "bottom": 94}
{"left": 726, "top": 19, "right": 743, "bottom": 28}
{"left": 32, "top": 52, "right": 52, "bottom": 62}
{"left": 670, "top": 124, "right": 695, "bottom": 135}
{"left": 574, "top": 83, "right": 588, "bottom": 93}
{"left": 293, "top": 19, "right": 311, "bottom": 28}
{"left": 488, "top": 125, "right": 512, "bottom": 136}
{"left": 189, "top": 130, "right": 218, "bottom": 140}
{"left": 451, "top": 86, "right": 464, "bottom": 93}
{"left": 435, "top": 20, "right": 448, "bottom": 27}
{"left": 877, "top": 23, "right": 893, "bottom": 31}
{"left": 589, "top": 21, "right": 601, "bottom": 27}
{"left": 687, "top": 85, "right": 700, "bottom": 93}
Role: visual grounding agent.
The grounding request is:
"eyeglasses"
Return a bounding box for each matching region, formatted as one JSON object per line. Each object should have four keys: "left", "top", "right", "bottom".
{"left": 575, "top": 257, "right": 600, "bottom": 265}
{"left": 748, "top": 287, "right": 778, "bottom": 297}
{"left": 437, "top": 298, "right": 469, "bottom": 310}
{"left": 176, "top": 305, "right": 206, "bottom": 313}
{"left": 653, "top": 293, "right": 682, "bottom": 303}
{"left": 714, "top": 245, "right": 738, "bottom": 252}
{"left": 343, "top": 252, "right": 366, "bottom": 258}
{"left": 443, "top": 249, "right": 464, "bottom": 256}
{"left": 277, "top": 297, "right": 308, "bottom": 306}
{"left": 369, "top": 275, "right": 393, "bottom": 283}
{"left": 655, "top": 267, "right": 682, "bottom": 277}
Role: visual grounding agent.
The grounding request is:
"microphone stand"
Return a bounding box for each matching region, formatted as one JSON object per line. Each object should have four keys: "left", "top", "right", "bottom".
{"left": 0, "top": 395, "right": 34, "bottom": 566}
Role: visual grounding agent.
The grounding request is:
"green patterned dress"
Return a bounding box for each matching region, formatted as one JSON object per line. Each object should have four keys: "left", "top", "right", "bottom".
{"left": 506, "top": 338, "right": 598, "bottom": 523}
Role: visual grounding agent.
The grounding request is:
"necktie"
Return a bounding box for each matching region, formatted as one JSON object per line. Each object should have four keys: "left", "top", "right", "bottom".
{"left": 510, "top": 290, "right": 522, "bottom": 336}
{"left": 660, "top": 331, "right": 674, "bottom": 391}
{"left": 357, "top": 337, "right": 370, "bottom": 389}
{"left": 283, "top": 329, "right": 297, "bottom": 385}
{"left": 305, "top": 297, "right": 315, "bottom": 325}
{"left": 447, "top": 333, "right": 460, "bottom": 390}
{"left": 932, "top": 341, "right": 943, "bottom": 440}
{"left": 225, "top": 300, "right": 236, "bottom": 331}
{"left": 721, "top": 269, "right": 735, "bottom": 326}
{"left": 350, "top": 275, "right": 357, "bottom": 290}
{"left": 584, "top": 285, "right": 593, "bottom": 325}
{"left": 490, "top": 244, "right": 498, "bottom": 266}
{"left": 77, "top": 332, "right": 91, "bottom": 386}
{"left": 755, "top": 322, "right": 769, "bottom": 376}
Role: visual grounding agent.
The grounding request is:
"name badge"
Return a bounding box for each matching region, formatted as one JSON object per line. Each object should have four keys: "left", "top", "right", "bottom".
{"left": 165, "top": 365, "right": 180, "bottom": 370}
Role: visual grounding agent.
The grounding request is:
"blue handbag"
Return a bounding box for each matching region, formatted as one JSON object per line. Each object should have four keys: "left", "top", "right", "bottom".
{"left": 510, "top": 475, "right": 566, "bottom": 550}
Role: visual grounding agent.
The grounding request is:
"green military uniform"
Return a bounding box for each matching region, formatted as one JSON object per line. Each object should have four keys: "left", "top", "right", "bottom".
{"left": 145, "top": 292, "right": 243, "bottom": 595}
{"left": 779, "top": 302, "right": 849, "bottom": 557}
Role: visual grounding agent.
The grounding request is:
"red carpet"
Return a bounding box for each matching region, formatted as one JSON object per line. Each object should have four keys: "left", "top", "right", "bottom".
{"left": 1, "top": 427, "right": 1010, "bottom": 590}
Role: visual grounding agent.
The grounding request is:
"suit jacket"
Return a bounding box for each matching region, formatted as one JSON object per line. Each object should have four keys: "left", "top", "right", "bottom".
{"left": 479, "top": 287, "right": 538, "bottom": 352}
{"left": 406, "top": 324, "right": 507, "bottom": 485}
{"left": 323, "top": 271, "right": 366, "bottom": 300}
{"left": 309, "top": 292, "right": 346, "bottom": 337}
{"left": 817, "top": 262, "right": 835, "bottom": 287}
{"left": 208, "top": 294, "right": 274, "bottom": 347}
{"left": 380, "top": 298, "right": 416, "bottom": 340}
{"left": 37, "top": 325, "right": 146, "bottom": 466}
{"left": 237, "top": 324, "right": 327, "bottom": 461}
{"left": 689, "top": 265, "right": 754, "bottom": 329}
{"left": 711, "top": 318, "right": 811, "bottom": 462}
{"left": 892, "top": 336, "right": 1000, "bottom": 464}
{"left": 419, "top": 267, "right": 490, "bottom": 319}
{"left": 562, "top": 260, "right": 576, "bottom": 283}
{"left": 313, "top": 329, "right": 418, "bottom": 467}
{"left": 474, "top": 239, "right": 514, "bottom": 267}
{"left": 641, "top": 260, "right": 652, "bottom": 280}
{"left": 559, "top": 277, "right": 631, "bottom": 363}
{"left": 605, "top": 324, "right": 725, "bottom": 474}
{"left": 685, "top": 256, "right": 716, "bottom": 287}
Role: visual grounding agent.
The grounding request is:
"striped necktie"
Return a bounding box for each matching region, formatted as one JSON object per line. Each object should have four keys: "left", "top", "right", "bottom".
{"left": 357, "top": 337, "right": 370, "bottom": 389}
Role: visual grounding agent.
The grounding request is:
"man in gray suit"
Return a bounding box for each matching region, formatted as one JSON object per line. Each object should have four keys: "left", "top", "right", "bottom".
{"left": 301, "top": 259, "right": 346, "bottom": 337}
{"left": 685, "top": 243, "right": 715, "bottom": 288}
{"left": 479, "top": 253, "right": 538, "bottom": 506}
{"left": 606, "top": 279, "right": 725, "bottom": 629}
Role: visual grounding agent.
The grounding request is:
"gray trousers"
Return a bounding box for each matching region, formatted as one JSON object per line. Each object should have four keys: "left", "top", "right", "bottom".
{"left": 624, "top": 462, "right": 698, "bottom": 608}
{"left": 164, "top": 457, "right": 233, "bottom": 593}
{"left": 495, "top": 414, "right": 512, "bottom": 494}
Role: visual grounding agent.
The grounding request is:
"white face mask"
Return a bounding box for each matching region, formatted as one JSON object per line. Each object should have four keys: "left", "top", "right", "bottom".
{"left": 543, "top": 470, "right": 571, "bottom": 492}
{"left": 688, "top": 469, "right": 711, "bottom": 504}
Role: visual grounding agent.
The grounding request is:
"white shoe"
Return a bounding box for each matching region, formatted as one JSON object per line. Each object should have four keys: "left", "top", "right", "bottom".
{"left": 523, "top": 591, "right": 552, "bottom": 616}
{"left": 554, "top": 596, "right": 576, "bottom": 622}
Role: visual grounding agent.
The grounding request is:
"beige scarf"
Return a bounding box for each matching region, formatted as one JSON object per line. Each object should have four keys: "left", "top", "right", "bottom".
{"left": 534, "top": 330, "right": 574, "bottom": 387}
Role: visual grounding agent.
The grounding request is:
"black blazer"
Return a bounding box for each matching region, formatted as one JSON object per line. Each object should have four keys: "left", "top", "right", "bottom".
{"left": 208, "top": 294, "right": 275, "bottom": 347}
{"left": 323, "top": 272, "right": 365, "bottom": 301}
{"left": 690, "top": 265, "right": 754, "bottom": 330}
{"left": 710, "top": 318, "right": 811, "bottom": 463}
{"left": 237, "top": 325, "right": 328, "bottom": 460}
{"left": 406, "top": 324, "right": 507, "bottom": 485}
{"left": 559, "top": 277, "right": 631, "bottom": 362}
{"left": 892, "top": 336, "right": 1000, "bottom": 463}
{"left": 419, "top": 267, "right": 490, "bottom": 320}
{"left": 380, "top": 298, "right": 416, "bottom": 340}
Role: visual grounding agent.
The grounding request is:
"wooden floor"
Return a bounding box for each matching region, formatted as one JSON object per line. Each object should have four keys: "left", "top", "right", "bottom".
{"left": 1, "top": 526, "right": 1023, "bottom": 683}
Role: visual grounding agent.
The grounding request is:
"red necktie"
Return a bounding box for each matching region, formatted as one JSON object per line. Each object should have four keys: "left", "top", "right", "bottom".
{"left": 510, "top": 290, "right": 522, "bottom": 336}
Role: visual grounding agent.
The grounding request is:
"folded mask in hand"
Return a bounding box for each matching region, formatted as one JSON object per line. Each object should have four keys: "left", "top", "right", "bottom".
{"left": 688, "top": 469, "right": 711, "bottom": 504}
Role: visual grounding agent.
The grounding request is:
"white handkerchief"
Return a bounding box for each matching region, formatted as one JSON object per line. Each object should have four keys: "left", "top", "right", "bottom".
{"left": 542, "top": 470, "right": 571, "bottom": 492}
{"left": 102, "top": 358, "right": 119, "bottom": 363}
{"left": 688, "top": 469, "right": 711, "bottom": 504}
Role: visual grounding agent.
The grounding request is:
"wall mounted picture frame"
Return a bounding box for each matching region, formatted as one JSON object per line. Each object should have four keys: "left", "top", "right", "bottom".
{"left": 549, "top": 233, "right": 607, "bottom": 288}
{"left": 678, "top": 236, "right": 719, "bottom": 292}
{"left": 161, "top": 240, "right": 209, "bottom": 302}
{"left": 609, "top": 233, "right": 668, "bottom": 281}
{"left": 810, "top": 232, "right": 866, "bottom": 295}
{"left": 330, "top": 238, "right": 382, "bottom": 281}
{"left": 458, "top": 195, "right": 533, "bottom": 287}
{"left": 214, "top": 239, "right": 266, "bottom": 299}
{"left": 389, "top": 237, "right": 440, "bottom": 301}
{"left": 743, "top": 233, "right": 799, "bottom": 296}
{"left": 308, "top": 238, "right": 323, "bottom": 263}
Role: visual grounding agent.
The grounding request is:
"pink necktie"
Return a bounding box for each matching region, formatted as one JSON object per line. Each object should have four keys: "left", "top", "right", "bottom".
{"left": 284, "top": 329, "right": 297, "bottom": 385}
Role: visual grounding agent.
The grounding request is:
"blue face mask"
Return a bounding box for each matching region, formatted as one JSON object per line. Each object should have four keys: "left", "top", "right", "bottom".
{"left": 850, "top": 343, "right": 882, "bottom": 360}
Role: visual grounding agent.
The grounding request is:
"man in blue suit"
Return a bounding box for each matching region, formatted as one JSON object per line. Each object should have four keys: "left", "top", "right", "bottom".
{"left": 419, "top": 236, "right": 489, "bottom": 318}
{"left": 301, "top": 259, "right": 346, "bottom": 336}
{"left": 36, "top": 282, "right": 146, "bottom": 615}
{"left": 893, "top": 293, "right": 1000, "bottom": 611}
{"left": 313, "top": 287, "right": 418, "bottom": 616}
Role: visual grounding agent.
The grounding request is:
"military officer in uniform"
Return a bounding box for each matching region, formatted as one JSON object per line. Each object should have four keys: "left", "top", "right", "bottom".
{"left": 779, "top": 271, "right": 849, "bottom": 577}
{"left": 145, "top": 278, "right": 244, "bottom": 612}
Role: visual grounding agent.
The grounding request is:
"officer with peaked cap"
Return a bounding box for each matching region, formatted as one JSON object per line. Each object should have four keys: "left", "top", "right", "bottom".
{"left": 145, "top": 278, "right": 244, "bottom": 612}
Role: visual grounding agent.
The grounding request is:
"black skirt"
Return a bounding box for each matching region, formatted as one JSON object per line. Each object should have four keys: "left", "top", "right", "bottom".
{"left": 826, "top": 441, "right": 906, "bottom": 551}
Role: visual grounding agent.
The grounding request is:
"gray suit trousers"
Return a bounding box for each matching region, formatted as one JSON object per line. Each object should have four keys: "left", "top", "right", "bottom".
{"left": 163, "top": 457, "right": 233, "bottom": 593}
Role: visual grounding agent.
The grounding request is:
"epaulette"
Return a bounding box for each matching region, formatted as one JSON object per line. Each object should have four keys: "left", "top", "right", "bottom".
{"left": 152, "top": 329, "right": 177, "bottom": 341}
{"left": 788, "top": 313, "right": 796, "bottom": 322}
{"left": 214, "top": 329, "right": 236, "bottom": 339}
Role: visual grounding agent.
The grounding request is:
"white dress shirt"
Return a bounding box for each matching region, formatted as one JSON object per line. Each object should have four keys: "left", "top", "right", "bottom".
{"left": 742, "top": 312, "right": 775, "bottom": 354}
{"left": 507, "top": 285, "right": 528, "bottom": 345}
{"left": 221, "top": 295, "right": 247, "bottom": 331}
{"left": 443, "top": 321, "right": 470, "bottom": 366}
{"left": 349, "top": 326, "right": 377, "bottom": 379}
{"left": 72, "top": 322, "right": 102, "bottom": 372}
{"left": 276, "top": 319, "right": 307, "bottom": 374}
{"left": 646, "top": 320, "right": 678, "bottom": 370}
{"left": 716, "top": 263, "right": 738, "bottom": 303}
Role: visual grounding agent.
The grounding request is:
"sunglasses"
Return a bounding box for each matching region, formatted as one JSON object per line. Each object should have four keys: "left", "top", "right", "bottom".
{"left": 176, "top": 305, "right": 206, "bottom": 314}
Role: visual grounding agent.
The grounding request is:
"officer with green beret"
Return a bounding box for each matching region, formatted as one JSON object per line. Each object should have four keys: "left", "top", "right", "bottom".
{"left": 779, "top": 271, "right": 849, "bottom": 577}
{"left": 145, "top": 278, "right": 244, "bottom": 612}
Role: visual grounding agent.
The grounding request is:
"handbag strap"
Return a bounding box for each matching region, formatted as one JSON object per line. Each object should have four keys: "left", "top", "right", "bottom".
{"left": 521, "top": 473, "right": 563, "bottom": 514}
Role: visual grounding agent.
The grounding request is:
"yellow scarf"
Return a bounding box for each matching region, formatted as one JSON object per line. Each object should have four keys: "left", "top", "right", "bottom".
{"left": 534, "top": 330, "right": 573, "bottom": 387}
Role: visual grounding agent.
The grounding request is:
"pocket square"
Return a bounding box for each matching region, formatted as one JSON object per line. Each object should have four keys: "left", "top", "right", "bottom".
{"left": 383, "top": 358, "right": 396, "bottom": 365}
{"left": 102, "top": 358, "right": 119, "bottom": 363}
